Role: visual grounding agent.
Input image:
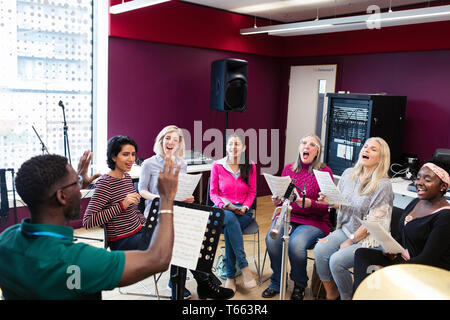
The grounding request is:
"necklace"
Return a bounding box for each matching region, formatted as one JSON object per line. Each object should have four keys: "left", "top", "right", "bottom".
{"left": 404, "top": 215, "right": 413, "bottom": 225}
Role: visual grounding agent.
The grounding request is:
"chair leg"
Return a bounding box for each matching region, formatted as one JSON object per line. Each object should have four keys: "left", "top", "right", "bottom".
{"left": 118, "top": 273, "right": 170, "bottom": 299}
{"left": 255, "top": 231, "right": 262, "bottom": 284}
{"left": 260, "top": 248, "right": 271, "bottom": 284}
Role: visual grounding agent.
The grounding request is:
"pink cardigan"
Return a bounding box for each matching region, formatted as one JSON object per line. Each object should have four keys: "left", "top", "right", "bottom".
{"left": 209, "top": 158, "right": 257, "bottom": 209}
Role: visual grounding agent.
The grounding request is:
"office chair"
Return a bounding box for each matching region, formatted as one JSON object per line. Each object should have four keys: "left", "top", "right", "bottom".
{"left": 206, "top": 178, "right": 262, "bottom": 284}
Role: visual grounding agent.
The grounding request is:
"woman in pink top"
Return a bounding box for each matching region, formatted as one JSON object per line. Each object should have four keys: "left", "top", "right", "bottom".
{"left": 262, "top": 134, "right": 334, "bottom": 300}
{"left": 209, "top": 134, "right": 257, "bottom": 293}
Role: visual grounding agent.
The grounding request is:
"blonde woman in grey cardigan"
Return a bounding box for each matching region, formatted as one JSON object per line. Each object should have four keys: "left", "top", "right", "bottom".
{"left": 314, "top": 137, "right": 394, "bottom": 300}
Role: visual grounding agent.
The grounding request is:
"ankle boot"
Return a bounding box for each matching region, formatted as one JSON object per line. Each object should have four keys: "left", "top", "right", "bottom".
{"left": 197, "top": 275, "right": 235, "bottom": 300}
{"left": 291, "top": 285, "right": 305, "bottom": 300}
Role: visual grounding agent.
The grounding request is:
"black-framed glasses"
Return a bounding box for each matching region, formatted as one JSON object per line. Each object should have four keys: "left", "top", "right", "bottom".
{"left": 51, "top": 175, "right": 83, "bottom": 199}
{"left": 59, "top": 175, "right": 83, "bottom": 190}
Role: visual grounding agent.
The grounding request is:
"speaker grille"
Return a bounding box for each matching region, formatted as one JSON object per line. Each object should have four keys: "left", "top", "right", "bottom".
{"left": 225, "top": 79, "right": 247, "bottom": 111}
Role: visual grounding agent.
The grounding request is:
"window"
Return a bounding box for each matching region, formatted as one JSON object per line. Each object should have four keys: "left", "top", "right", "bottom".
{"left": 0, "top": 0, "right": 107, "bottom": 174}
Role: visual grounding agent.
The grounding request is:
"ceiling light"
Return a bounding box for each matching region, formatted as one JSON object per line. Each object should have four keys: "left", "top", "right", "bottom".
{"left": 110, "top": 0, "right": 170, "bottom": 14}
{"left": 234, "top": 0, "right": 332, "bottom": 14}
{"left": 240, "top": 4, "right": 450, "bottom": 36}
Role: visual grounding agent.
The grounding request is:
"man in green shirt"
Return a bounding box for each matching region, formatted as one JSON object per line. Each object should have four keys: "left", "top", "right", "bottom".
{"left": 0, "top": 151, "right": 178, "bottom": 299}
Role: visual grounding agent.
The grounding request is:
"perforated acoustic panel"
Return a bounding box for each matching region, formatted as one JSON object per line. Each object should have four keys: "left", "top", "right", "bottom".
{"left": 0, "top": 0, "right": 93, "bottom": 171}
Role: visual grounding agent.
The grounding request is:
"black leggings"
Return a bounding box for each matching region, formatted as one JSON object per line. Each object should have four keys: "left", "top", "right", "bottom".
{"left": 353, "top": 248, "right": 404, "bottom": 294}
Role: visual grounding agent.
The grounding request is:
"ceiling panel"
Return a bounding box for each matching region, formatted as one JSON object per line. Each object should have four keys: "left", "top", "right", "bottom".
{"left": 181, "top": 0, "right": 433, "bottom": 23}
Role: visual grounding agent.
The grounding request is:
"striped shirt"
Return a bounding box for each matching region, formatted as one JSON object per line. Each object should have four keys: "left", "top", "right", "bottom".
{"left": 83, "top": 172, "right": 146, "bottom": 242}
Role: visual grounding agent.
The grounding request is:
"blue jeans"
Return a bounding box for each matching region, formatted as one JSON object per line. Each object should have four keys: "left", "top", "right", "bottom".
{"left": 108, "top": 227, "right": 145, "bottom": 251}
{"left": 221, "top": 205, "right": 253, "bottom": 279}
{"left": 313, "top": 228, "right": 362, "bottom": 300}
{"left": 265, "top": 220, "right": 325, "bottom": 290}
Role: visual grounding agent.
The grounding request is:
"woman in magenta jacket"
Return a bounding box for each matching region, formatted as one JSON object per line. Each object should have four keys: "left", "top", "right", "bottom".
{"left": 262, "top": 134, "right": 334, "bottom": 300}
{"left": 209, "top": 133, "right": 257, "bottom": 293}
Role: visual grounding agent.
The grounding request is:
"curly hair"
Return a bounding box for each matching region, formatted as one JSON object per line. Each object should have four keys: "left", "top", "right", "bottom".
{"left": 106, "top": 135, "right": 138, "bottom": 170}
{"left": 15, "top": 154, "right": 69, "bottom": 209}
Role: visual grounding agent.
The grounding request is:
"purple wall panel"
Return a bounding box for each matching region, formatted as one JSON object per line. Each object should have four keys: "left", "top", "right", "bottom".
{"left": 108, "top": 37, "right": 285, "bottom": 196}
{"left": 283, "top": 50, "right": 450, "bottom": 165}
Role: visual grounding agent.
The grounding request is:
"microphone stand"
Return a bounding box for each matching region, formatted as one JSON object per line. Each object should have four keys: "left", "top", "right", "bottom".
{"left": 31, "top": 125, "right": 50, "bottom": 155}
{"left": 279, "top": 198, "right": 292, "bottom": 300}
{"left": 275, "top": 180, "right": 306, "bottom": 300}
{"left": 59, "top": 101, "right": 71, "bottom": 165}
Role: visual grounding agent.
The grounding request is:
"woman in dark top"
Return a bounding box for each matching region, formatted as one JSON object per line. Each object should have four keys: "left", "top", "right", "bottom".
{"left": 353, "top": 159, "right": 450, "bottom": 291}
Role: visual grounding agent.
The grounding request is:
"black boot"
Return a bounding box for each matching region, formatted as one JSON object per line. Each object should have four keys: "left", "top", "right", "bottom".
{"left": 291, "top": 285, "right": 305, "bottom": 300}
{"left": 197, "top": 274, "right": 235, "bottom": 300}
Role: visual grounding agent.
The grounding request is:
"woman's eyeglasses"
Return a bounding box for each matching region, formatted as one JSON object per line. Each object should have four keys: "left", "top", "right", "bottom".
{"left": 300, "top": 140, "right": 319, "bottom": 149}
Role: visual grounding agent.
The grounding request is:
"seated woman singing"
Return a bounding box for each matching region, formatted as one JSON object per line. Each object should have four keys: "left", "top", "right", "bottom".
{"left": 83, "top": 135, "right": 145, "bottom": 251}
{"left": 353, "top": 159, "right": 450, "bottom": 292}
{"left": 314, "top": 137, "right": 394, "bottom": 300}
{"left": 262, "top": 134, "right": 334, "bottom": 300}
{"left": 209, "top": 133, "right": 257, "bottom": 293}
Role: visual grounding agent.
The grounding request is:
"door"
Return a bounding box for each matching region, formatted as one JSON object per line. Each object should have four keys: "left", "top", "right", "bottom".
{"left": 284, "top": 65, "right": 337, "bottom": 167}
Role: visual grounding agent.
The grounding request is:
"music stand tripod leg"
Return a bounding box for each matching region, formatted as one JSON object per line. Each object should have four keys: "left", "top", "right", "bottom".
{"left": 171, "top": 266, "right": 187, "bottom": 300}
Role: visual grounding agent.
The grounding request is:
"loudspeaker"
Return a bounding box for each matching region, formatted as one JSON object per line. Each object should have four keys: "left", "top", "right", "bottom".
{"left": 210, "top": 58, "right": 247, "bottom": 112}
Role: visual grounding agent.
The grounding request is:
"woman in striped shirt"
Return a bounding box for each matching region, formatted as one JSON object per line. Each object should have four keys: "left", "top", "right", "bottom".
{"left": 83, "top": 135, "right": 145, "bottom": 250}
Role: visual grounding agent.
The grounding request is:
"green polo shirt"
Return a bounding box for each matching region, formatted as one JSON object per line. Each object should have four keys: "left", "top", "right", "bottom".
{"left": 0, "top": 218, "right": 125, "bottom": 300}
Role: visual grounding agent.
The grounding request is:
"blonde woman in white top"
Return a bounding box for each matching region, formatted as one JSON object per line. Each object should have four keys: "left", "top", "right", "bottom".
{"left": 314, "top": 137, "right": 394, "bottom": 300}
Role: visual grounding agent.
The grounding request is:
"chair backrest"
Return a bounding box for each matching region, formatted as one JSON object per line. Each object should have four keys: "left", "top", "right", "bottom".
{"left": 137, "top": 198, "right": 160, "bottom": 250}
{"left": 0, "top": 169, "right": 17, "bottom": 227}
{"left": 133, "top": 181, "right": 146, "bottom": 214}
{"left": 329, "top": 208, "right": 337, "bottom": 231}
{"left": 102, "top": 225, "right": 108, "bottom": 249}
{"left": 390, "top": 206, "right": 403, "bottom": 241}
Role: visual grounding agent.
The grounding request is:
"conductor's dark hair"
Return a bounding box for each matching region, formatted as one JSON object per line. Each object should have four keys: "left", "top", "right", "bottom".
{"left": 106, "top": 135, "right": 138, "bottom": 170}
{"left": 15, "top": 154, "right": 69, "bottom": 210}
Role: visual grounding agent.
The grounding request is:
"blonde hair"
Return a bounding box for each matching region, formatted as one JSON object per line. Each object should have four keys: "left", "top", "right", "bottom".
{"left": 351, "top": 137, "right": 391, "bottom": 195}
{"left": 153, "top": 125, "right": 185, "bottom": 158}
{"left": 291, "top": 134, "right": 325, "bottom": 174}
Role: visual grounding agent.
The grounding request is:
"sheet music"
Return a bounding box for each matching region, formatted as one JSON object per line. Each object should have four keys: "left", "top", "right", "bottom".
{"left": 356, "top": 217, "right": 405, "bottom": 254}
{"left": 313, "top": 169, "right": 350, "bottom": 206}
{"left": 170, "top": 205, "right": 209, "bottom": 270}
{"left": 263, "top": 173, "right": 300, "bottom": 199}
{"left": 174, "top": 173, "right": 202, "bottom": 201}
{"left": 220, "top": 197, "right": 239, "bottom": 210}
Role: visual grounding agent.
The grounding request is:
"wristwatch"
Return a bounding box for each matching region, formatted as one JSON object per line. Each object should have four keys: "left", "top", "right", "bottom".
{"left": 349, "top": 233, "right": 356, "bottom": 244}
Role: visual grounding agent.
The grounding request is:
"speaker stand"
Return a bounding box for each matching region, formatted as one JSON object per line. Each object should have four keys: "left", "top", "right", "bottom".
{"left": 223, "top": 111, "right": 229, "bottom": 157}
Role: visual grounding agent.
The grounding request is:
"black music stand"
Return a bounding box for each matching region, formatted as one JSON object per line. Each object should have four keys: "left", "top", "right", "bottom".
{"left": 0, "top": 169, "right": 17, "bottom": 228}
{"left": 170, "top": 200, "right": 225, "bottom": 300}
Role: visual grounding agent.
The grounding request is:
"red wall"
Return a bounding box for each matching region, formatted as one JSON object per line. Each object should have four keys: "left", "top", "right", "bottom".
{"left": 109, "top": 0, "right": 285, "bottom": 57}
{"left": 284, "top": 21, "right": 450, "bottom": 57}
{"left": 109, "top": 0, "right": 450, "bottom": 58}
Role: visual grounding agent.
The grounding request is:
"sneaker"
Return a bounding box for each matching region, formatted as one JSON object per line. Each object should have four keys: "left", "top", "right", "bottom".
{"left": 290, "top": 285, "right": 305, "bottom": 300}
{"left": 197, "top": 277, "right": 235, "bottom": 300}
